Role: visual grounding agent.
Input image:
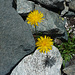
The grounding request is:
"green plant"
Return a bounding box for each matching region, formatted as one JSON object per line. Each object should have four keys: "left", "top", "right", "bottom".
{"left": 54, "top": 33, "right": 75, "bottom": 67}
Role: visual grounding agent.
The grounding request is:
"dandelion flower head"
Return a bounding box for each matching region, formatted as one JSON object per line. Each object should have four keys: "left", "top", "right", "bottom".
{"left": 26, "top": 10, "right": 44, "bottom": 28}
{"left": 36, "top": 35, "right": 53, "bottom": 53}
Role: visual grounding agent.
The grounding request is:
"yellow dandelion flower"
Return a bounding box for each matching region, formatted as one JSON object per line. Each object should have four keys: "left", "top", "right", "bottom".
{"left": 26, "top": 10, "right": 44, "bottom": 28}
{"left": 36, "top": 35, "right": 53, "bottom": 53}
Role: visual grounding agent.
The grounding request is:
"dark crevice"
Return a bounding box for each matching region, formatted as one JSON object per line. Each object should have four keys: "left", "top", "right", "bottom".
{"left": 12, "top": 0, "right": 28, "bottom": 21}
{"left": 19, "top": 14, "right": 28, "bottom": 21}
{"left": 61, "top": 65, "right": 68, "bottom": 75}
{"left": 12, "top": 0, "right": 17, "bottom": 10}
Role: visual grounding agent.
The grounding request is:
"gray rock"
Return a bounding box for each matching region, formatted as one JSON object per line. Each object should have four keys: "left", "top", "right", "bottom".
{"left": 63, "top": 65, "right": 75, "bottom": 75}
{"left": 65, "top": 0, "right": 71, "bottom": 2}
{"left": 0, "top": 0, "right": 35, "bottom": 75}
{"left": 69, "top": 0, "right": 75, "bottom": 11}
{"left": 31, "top": 0, "right": 64, "bottom": 10}
{"left": 65, "top": 11, "right": 75, "bottom": 16}
{"left": 17, "top": 0, "right": 35, "bottom": 14}
{"left": 11, "top": 46, "right": 63, "bottom": 75}
{"left": 0, "top": 0, "right": 13, "bottom": 7}
{"left": 60, "top": 2, "right": 69, "bottom": 16}
{"left": 27, "top": 4, "right": 68, "bottom": 40}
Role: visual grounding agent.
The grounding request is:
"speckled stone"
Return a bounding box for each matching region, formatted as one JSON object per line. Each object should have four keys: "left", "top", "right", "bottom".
{"left": 63, "top": 65, "right": 75, "bottom": 75}
{"left": 11, "top": 46, "right": 63, "bottom": 75}
{"left": 17, "top": 0, "right": 35, "bottom": 14}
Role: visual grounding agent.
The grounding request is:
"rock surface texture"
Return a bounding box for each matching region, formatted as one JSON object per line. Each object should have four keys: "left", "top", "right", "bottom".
{"left": 69, "top": 0, "right": 75, "bottom": 11}
{"left": 31, "top": 0, "right": 64, "bottom": 10}
{"left": 17, "top": 0, "right": 35, "bottom": 14}
{"left": 65, "top": 11, "right": 75, "bottom": 16}
{"left": 0, "top": 0, "right": 35, "bottom": 75}
{"left": 11, "top": 46, "right": 63, "bottom": 75}
{"left": 28, "top": 4, "right": 68, "bottom": 40}
{"left": 63, "top": 65, "right": 75, "bottom": 75}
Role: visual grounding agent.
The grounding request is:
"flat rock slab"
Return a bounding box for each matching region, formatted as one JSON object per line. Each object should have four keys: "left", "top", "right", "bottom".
{"left": 17, "top": 0, "right": 35, "bottom": 14}
{"left": 11, "top": 46, "right": 63, "bottom": 75}
{"left": 0, "top": 1, "right": 35, "bottom": 75}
